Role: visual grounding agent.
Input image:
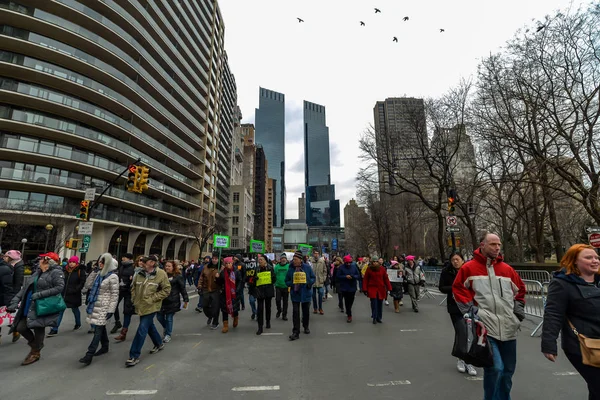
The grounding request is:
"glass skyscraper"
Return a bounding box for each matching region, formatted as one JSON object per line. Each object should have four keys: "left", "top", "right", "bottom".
{"left": 255, "top": 87, "right": 285, "bottom": 227}
{"left": 303, "top": 101, "right": 339, "bottom": 227}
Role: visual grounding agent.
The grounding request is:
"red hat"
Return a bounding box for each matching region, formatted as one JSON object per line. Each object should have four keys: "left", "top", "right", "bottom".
{"left": 358, "top": 257, "right": 363, "bottom": 262}
{"left": 343, "top": 255, "right": 353, "bottom": 263}
{"left": 39, "top": 252, "right": 60, "bottom": 262}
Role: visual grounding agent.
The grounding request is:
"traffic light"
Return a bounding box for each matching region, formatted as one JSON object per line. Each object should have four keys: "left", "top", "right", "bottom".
{"left": 138, "top": 166, "right": 150, "bottom": 192}
{"left": 447, "top": 189, "right": 457, "bottom": 214}
{"left": 65, "top": 238, "right": 80, "bottom": 249}
{"left": 126, "top": 164, "right": 138, "bottom": 193}
{"left": 79, "top": 200, "right": 90, "bottom": 220}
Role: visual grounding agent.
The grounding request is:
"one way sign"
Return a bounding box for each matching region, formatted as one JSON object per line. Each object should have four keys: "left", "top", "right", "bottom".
{"left": 585, "top": 226, "right": 600, "bottom": 234}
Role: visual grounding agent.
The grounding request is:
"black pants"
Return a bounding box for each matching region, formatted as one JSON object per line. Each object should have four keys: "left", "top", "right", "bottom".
{"left": 338, "top": 291, "right": 344, "bottom": 310}
{"left": 292, "top": 301, "right": 310, "bottom": 334}
{"left": 86, "top": 324, "right": 109, "bottom": 356}
{"left": 565, "top": 352, "right": 600, "bottom": 400}
{"left": 221, "top": 310, "right": 238, "bottom": 322}
{"left": 202, "top": 291, "right": 220, "bottom": 324}
{"left": 113, "top": 292, "right": 131, "bottom": 322}
{"left": 257, "top": 297, "right": 272, "bottom": 327}
{"left": 341, "top": 291, "right": 356, "bottom": 317}
{"left": 275, "top": 287, "right": 289, "bottom": 317}
{"left": 16, "top": 319, "right": 45, "bottom": 351}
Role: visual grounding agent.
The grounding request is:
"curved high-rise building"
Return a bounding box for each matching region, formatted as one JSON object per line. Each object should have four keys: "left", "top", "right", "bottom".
{"left": 0, "top": 0, "right": 232, "bottom": 261}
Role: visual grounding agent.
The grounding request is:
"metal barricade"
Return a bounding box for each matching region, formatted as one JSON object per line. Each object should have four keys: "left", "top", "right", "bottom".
{"left": 421, "top": 271, "right": 442, "bottom": 300}
{"left": 516, "top": 270, "right": 552, "bottom": 284}
{"left": 522, "top": 279, "right": 546, "bottom": 337}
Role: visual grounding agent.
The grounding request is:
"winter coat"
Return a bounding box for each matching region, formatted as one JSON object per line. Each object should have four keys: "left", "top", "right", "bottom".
{"left": 285, "top": 263, "right": 316, "bottom": 303}
{"left": 0, "top": 260, "right": 13, "bottom": 306}
{"left": 131, "top": 267, "right": 171, "bottom": 316}
{"left": 161, "top": 274, "right": 189, "bottom": 314}
{"left": 86, "top": 260, "right": 119, "bottom": 326}
{"left": 274, "top": 263, "right": 290, "bottom": 289}
{"left": 362, "top": 266, "right": 392, "bottom": 300}
{"left": 216, "top": 267, "right": 244, "bottom": 314}
{"left": 331, "top": 264, "right": 341, "bottom": 290}
{"left": 389, "top": 266, "right": 405, "bottom": 299}
{"left": 245, "top": 262, "right": 258, "bottom": 297}
{"left": 118, "top": 260, "right": 135, "bottom": 295}
{"left": 310, "top": 257, "right": 328, "bottom": 288}
{"left": 11, "top": 259, "right": 24, "bottom": 297}
{"left": 62, "top": 266, "right": 86, "bottom": 308}
{"left": 253, "top": 265, "right": 276, "bottom": 299}
{"left": 199, "top": 264, "right": 221, "bottom": 293}
{"left": 8, "top": 264, "right": 65, "bottom": 330}
{"left": 336, "top": 263, "right": 361, "bottom": 292}
{"left": 405, "top": 263, "right": 425, "bottom": 285}
{"left": 439, "top": 265, "right": 461, "bottom": 316}
{"left": 453, "top": 249, "right": 526, "bottom": 341}
{"left": 541, "top": 270, "right": 600, "bottom": 357}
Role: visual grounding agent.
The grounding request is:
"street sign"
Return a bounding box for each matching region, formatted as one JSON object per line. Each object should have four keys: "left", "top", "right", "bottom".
{"left": 84, "top": 188, "right": 96, "bottom": 201}
{"left": 79, "top": 248, "right": 88, "bottom": 253}
{"left": 586, "top": 227, "right": 600, "bottom": 234}
{"left": 213, "top": 235, "right": 230, "bottom": 248}
{"left": 82, "top": 235, "right": 91, "bottom": 249}
{"left": 446, "top": 226, "right": 461, "bottom": 233}
{"left": 249, "top": 239, "right": 265, "bottom": 253}
{"left": 78, "top": 221, "right": 94, "bottom": 235}
{"left": 332, "top": 239, "right": 338, "bottom": 251}
{"left": 446, "top": 216, "right": 458, "bottom": 226}
{"left": 589, "top": 233, "right": 600, "bottom": 248}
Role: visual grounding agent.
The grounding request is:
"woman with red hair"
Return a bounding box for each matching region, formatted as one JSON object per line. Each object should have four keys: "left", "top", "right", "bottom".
{"left": 542, "top": 244, "right": 600, "bottom": 399}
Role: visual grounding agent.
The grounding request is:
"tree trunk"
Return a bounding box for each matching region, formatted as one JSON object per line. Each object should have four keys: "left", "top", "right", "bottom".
{"left": 437, "top": 213, "right": 446, "bottom": 261}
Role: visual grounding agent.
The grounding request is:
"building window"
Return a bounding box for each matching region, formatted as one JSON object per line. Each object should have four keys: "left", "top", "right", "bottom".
{"left": 232, "top": 216, "right": 239, "bottom": 225}
{"left": 231, "top": 239, "right": 238, "bottom": 248}
{"left": 232, "top": 228, "right": 239, "bottom": 236}
{"left": 233, "top": 205, "right": 239, "bottom": 214}
{"left": 233, "top": 192, "right": 240, "bottom": 203}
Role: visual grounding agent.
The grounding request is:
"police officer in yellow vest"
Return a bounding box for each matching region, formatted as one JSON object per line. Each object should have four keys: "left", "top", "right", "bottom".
{"left": 253, "top": 255, "right": 276, "bottom": 335}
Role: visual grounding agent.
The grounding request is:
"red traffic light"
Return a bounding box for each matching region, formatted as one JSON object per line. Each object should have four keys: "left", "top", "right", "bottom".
{"left": 128, "top": 164, "right": 137, "bottom": 173}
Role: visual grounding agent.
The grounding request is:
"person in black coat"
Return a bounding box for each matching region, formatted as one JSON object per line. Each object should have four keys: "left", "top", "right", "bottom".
{"left": 253, "top": 255, "right": 276, "bottom": 335}
{"left": 113, "top": 253, "right": 136, "bottom": 338}
{"left": 439, "top": 253, "right": 477, "bottom": 376}
{"left": 216, "top": 257, "right": 243, "bottom": 333}
{"left": 0, "top": 257, "right": 14, "bottom": 343}
{"left": 157, "top": 261, "right": 189, "bottom": 343}
{"left": 48, "top": 256, "right": 86, "bottom": 336}
{"left": 542, "top": 244, "right": 600, "bottom": 399}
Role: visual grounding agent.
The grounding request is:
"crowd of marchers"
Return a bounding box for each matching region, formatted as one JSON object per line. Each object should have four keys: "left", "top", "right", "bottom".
{"left": 0, "top": 236, "right": 598, "bottom": 400}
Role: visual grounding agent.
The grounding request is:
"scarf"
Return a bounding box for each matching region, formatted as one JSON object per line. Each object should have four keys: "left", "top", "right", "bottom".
{"left": 86, "top": 271, "right": 114, "bottom": 315}
{"left": 294, "top": 265, "right": 303, "bottom": 292}
{"left": 224, "top": 268, "right": 236, "bottom": 316}
{"left": 66, "top": 265, "right": 77, "bottom": 274}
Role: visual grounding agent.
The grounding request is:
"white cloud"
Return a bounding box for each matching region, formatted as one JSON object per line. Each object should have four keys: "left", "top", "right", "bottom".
{"left": 221, "top": 0, "right": 582, "bottom": 226}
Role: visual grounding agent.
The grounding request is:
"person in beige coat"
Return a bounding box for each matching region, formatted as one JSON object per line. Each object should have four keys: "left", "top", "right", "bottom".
{"left": 310, "top": 250, "right": 328, "bottom": 314}
{"left": 78, "top": 253, "right": 119, "bottom": 366}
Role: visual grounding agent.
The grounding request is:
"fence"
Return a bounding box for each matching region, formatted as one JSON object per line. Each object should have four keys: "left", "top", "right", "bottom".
{"left": 522, "top": 279, "right": 547, "bottom": 337}
{"left": 516, "top": 270, "right": 552, "bottom": 284}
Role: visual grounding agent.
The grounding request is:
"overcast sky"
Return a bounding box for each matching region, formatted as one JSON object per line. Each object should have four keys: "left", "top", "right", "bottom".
{"left": 219, "top": 0, "right": 583, "bottom": 225}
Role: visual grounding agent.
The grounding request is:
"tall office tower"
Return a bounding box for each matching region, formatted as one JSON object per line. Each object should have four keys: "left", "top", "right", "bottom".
{"left": 298, "top": 193, "right": 306, "bottom": 221}
{"left": 0, "top": 0, "right": 229, "bottom": 261}
{"left": 217, "top": 52, "right": 237, "bottom": 233}
{"left": 255, "top": 87, "right": 285, "bottom": 227}
{"left": 266, "top": 178, "right": 274, "bottom": 251}
{"left": 253, "top": 145, "right": 268, "bottom": 242}
{"left": 303, "top": 101, "right": 340, "bottom": 227}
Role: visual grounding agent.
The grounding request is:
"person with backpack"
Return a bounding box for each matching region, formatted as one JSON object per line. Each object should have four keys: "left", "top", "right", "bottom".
{"left": 47, "top": 256, "right": 86, "bottom": 337}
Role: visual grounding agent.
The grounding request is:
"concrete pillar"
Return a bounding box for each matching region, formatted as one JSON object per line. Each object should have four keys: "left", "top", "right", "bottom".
{"left": 188, "top": 239, "right": 199, "bottom": 261}
{"left": 174, "top": 237, "right": 185, "bottom": 261}
{"left": 127, "top": 230, "right": 143, "bottom": 253}
{"left": 144, "top": 232, "right": 158, "bottom": 256}
{"left": 161, "top": 235, "right": 174, "bottom": 258}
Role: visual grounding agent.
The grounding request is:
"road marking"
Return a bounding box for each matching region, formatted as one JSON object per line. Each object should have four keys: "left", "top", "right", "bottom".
{"left": 327, "top": 332, "right": 354, "bottom": 335}
{"left": 144, "top": 364, "right": 155, "bottom": 371}
{"left": 106, "top": 390, "right": 158, "bottom": 396}
{"left": 367, "top": 380, "right": 411, "bottom": 387}
{"left": 553, "top": 371, "right": 579, "bottom": 376}
{"left": 192, "top": 341, "right": 202, "bottom": 349}
{"left": 399, "top": 329, "right": 421, "bottom": 332}
{"left": 175, "top": 333, "right": 203, "bottom": 336}
{"left": 261, "top": 332, "right": 283, "bottom": 336}
{"left": 231, "top": 386, "right": 280, "bottom": 391}
{"left": 465, "top": 376, "right": 483, "bottom": 381}
{"left": 189, "top": 294, "right": 199, "bottom": 299}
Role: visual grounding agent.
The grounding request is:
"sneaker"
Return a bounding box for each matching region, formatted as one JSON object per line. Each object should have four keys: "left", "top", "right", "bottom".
{"left": 276, "top": 311, "right": 281, "bottom": 319}
{"left": 457, "top": 359, "right": 467, "bottom": 373}
{"left": 251, "top": 313, "right": 256, "bottom": 320}
{"left": 73, "top": 325, "right": 81, "bottom": 331}
{"left": 206, "top": 317, "right": 212, "bottom": 325}
{"left": 282, "top": 316, "right": 288, "bottom": 321}
{"left": 87, "top": 329, "right": 94, "bottom": 334}
{"left": 385, "top": 300, "right": 390, "bottom": 306}
{"left": 399, "top": 301, "right": 403, "bottom": 306}
{"left": 150, "top": 343, "right": 165, "bottom": 354}
{"left": 125, "top": 357, "right": 140, "bottom": 367}
{"left": 46, "top": 330, "right": 58, "bottom": 338}
{"left": 466, "top": 364, "right": 477, "bottom": 376}
{"left": 195, "top": 307, "right": 203, "bottom": 313}
{"left": 163, "top": 335, "right": 172, "bottom": 343}
{"left": 210, "top": 323, "right": 220, "bottom": 330}
{"left": 347, "top": 316, "right": 352, "bottom": 323}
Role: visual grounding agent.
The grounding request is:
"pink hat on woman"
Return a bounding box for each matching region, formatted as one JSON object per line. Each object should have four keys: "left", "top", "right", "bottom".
{"left": 343, "top": 255, "right": 353, "bottom": 263}
{"left": 4, "top": 250, "right": 21, "bottom": 260}
{"left": 68, "top": 256, "right": 79, "bottom": 263}
{"left": 405, "top": 255, "right": 415, "bottom": 261}
{"left": 223, "top": 256, "right": 233, "bottom": 264}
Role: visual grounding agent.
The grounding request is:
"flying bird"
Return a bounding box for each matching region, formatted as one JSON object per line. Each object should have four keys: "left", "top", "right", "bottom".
{"left": 393, "top": 36, "right": 398, "bottom": 42}
{"left": 403, "top": 16, "right": 409, "bottom": 21}
{"left": 360, "top": 21, "right": 365, "bottom": 26}
{"left": 374, "top": 8, "right": 381, "bottom": 13}
{"left": 297, "top": 17, "right": 304, "bottom": 23}
{"left": 536, "top": 24, "right": 546, "bottom": 32}
{"left": 440, "top": 28, "right": 445, "bottom": 33}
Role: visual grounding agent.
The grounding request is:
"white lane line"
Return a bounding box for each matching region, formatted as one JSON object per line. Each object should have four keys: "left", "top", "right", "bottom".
{"left": 553, "top": 371, "right": 579, "bottom": 376}
{"left": 367, "top": 380, "right": 411, "bottom": 387}
{"left": 231, "top": 386, "right": 280, "bottom": 391}
{"left": 175, "top": 333, "right": 203, "bottom": 336}
{"left": 106, "top": 390, "right": 158, "bottom": 396}
{"left": 465, "top": 376, "right": 484, "bottom": 381}
{"left": 189, "top": 294, "right": 199, "bottom": 299}
{"left": 399, "top": 329, "right": 421, "bottom": 332}
{"left": 261, "top": 333, "right": 283, "bottom": 336}
{"left": 327, "top": 332, "right": 354, "bottom": 335}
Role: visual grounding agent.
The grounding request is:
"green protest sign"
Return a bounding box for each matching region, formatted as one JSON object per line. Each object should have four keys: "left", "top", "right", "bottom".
{"left": 213, "top": 235, "right": 230, "bottom": 248}
{"left": 249, "top": 240, "right": 265, "bottom": 253}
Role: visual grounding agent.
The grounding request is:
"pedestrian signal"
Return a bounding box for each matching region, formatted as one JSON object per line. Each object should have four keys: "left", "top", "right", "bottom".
{"left": 79, "top": 200, "right": 90, "bottom": 220}
{"left": 126, "top": 164, "right": 138, "bottom": 193}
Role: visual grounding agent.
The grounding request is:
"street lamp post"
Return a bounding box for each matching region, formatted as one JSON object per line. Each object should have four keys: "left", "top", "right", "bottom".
{"left": 116, "top": 235, "right": 122, "bottom": 260}
{"left": 0, "top": 220, "right": 7, "bottom": 248}
{"left": 21, "top": 238, "right": 27, "bottom": 259}
{"left": 44, "top": 224, "right": 54, "bottom": 253}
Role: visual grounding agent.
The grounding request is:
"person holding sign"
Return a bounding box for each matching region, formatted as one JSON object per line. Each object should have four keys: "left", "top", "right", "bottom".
{"left": 285, "top": 251, "right": 316, "bottom": 341}
{"left": 388, "top": 260, "right": 405, "bottom": 313}
{"left": 254, "top": 255, "right": 276, "bottom": 335}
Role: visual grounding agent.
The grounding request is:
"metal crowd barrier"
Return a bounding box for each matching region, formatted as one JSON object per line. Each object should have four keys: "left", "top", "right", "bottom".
{"left": 516, "top": 270, "right": 552, "bottom": 284}
{"left": 522, "top": 279, "right": 547, "bottom": 337}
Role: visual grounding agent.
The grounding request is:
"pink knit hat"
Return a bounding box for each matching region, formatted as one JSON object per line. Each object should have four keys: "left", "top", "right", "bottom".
{"left": 405, "top": 255, "right": 415, "bottom": 261}
{"left": 223, "top": 256, "right": 233, "bottom": 264}
{"left": 4, "top": 250, "right": 21, "bottom": 260}
{"left": 68, "top": 256, "right": 79, "bottom": 263}
{"left": 343, "top": 255, "right": 353, "bottom": 263}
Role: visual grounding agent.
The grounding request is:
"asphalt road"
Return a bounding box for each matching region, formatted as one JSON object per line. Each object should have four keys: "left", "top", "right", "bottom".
{"left": 0, "top": 288, "right": 587, "bottom": 400}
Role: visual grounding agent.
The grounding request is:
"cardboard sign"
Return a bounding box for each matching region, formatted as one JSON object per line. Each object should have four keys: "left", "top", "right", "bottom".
{"left": 214, "top": 235, "right": 230, "bottom": 248}
{"left": 293, "top": 271, "right": 307, "bottom": 284}
{"left": 388, "top": 269, "right": 403, "bottom": 283}
{"left": 250, "top": 240, "right": 265, "bottom": 253}
{"left": 256, "top": 271, "right": 272, "bottom": 286}
{"left": 0, "top": 306, "right": 16, "bottom": 327}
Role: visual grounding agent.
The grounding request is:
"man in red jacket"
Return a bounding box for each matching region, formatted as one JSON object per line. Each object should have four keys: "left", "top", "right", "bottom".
{"left": 452, "top": 233, "right": 526, "bottom": 400}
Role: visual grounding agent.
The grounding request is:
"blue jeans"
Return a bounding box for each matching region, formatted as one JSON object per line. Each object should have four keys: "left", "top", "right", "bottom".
{"left": 197, "top": 291, "right": 203, "bottom": 309}
{"left": 370, "top": 298, "right": 383, "bottom": 320}
{"left": 129, "top": 312, "right": 162, "bottom": 359}
{"left": 156, "top": 312, "right": 174, "bottom": 337}
{"left": 484, "top": 338, "right": 517, "bottom": 400}
{"left": 123, "top": 313, "right": 132, "bottom": 329}
{"left": 54, "top": 307, "right": 81, "bottom": 332}
{"left": 312, "top": 287, "right": 324, "bottom": 310}
{"left": 86, "top": 324, "right": 108, "bottom": 356}
{"left": 249, "top": 294, "right": 257, "bottom": 314}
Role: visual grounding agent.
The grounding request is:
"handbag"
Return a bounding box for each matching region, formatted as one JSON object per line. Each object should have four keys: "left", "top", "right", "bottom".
{"left": 452, "top": 316, "right": 494, "bottom": 368}
{"left": 568, "top": 320, "right": 600, "bottom": 367}
{"left": 33, "top": 276, "right": 67, "bottom": 317}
